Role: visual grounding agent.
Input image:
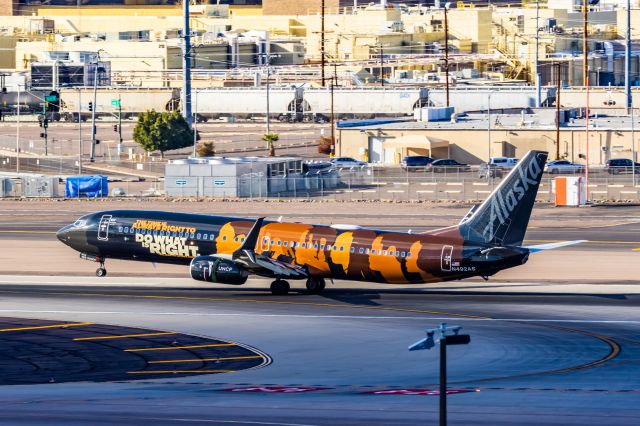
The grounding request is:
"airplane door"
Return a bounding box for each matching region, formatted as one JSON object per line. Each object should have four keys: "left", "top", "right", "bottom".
{"left": 98, "top": 215, "right": 112, "bottom": 241}
{"left": 441, "top": 245, "right": 453, "bottom": 272}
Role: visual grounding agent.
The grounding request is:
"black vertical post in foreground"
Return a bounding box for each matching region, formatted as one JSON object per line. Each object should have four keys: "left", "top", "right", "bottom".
{"left": 439, "top": 336, "right": 447, "bottom": 426}
{"left": 409, "top": 324, "right": 470, "bottom": 426}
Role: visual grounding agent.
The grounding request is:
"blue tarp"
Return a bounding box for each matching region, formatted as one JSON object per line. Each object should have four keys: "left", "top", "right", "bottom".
{"left": 65, "top": 175, "right": 108, "bottom": 198}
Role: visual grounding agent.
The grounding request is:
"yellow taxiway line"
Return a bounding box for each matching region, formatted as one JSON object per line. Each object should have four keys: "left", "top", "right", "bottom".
{"left": 0, "top": 322, "right": 93, "bottom": 332}
{"left": 74, "top": 331, "right": 176, "bottom": 341}
{"left": 124, "top": 343, "right": 236, "bottom": 352}
{"left": 148, "top": 355, "right": 263, "bottom": 364}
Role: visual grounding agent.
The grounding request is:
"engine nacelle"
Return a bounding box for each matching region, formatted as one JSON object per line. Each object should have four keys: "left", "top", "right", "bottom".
{"left": 190, "top": 256, "right": 249, "bottom": 285}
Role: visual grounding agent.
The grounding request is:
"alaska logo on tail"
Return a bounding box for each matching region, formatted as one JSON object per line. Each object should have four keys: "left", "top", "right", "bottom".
{"left": 460, "top": 150, "right": 548, "bottom": 247}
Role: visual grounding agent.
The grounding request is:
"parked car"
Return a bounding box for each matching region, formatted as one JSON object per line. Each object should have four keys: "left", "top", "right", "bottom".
{"left": 478, "top": 157, "right": 519, "bottom": 178}
{"left": 401, "top": 155, "right": 434, "bottom": 171}
{"left": 426, "top": 159, "right": 470, "bottom": 173}
{"left": 330, "top": 157, "right": 367, "bottom": 168}
{"left": 545, "top": 160, "right": 585, "bottom": 174}
{"left": 605, "top": 159, "right": 640, "bottom": 175}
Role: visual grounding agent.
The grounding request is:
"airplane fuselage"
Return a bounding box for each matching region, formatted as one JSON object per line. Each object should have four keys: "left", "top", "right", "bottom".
{"left": 57, "top": 209, "right": 529, "bottom": 285}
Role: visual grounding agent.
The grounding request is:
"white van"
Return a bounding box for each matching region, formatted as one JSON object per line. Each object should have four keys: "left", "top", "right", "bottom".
{"left": 479, "top": 157, "right": 519, "bottom": 178}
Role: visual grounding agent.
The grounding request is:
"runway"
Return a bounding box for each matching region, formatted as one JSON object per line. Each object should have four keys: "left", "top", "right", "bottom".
{"left": 0, "top": 281, "right": 638, "bottom": 425}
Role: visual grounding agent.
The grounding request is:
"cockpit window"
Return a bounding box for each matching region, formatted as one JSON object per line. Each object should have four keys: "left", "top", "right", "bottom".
{"left": 73, "top": 220, "right": 87, "bottom": 227}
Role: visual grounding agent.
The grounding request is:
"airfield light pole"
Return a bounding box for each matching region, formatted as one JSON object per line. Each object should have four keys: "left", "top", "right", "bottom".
{"left": 409, "top": 323, "right": 471, "bottom": 426}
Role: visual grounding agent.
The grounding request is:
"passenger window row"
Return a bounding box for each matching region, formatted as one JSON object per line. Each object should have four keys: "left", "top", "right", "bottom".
{"left": 260, "top": 237, "right": 411, "bottom": 258}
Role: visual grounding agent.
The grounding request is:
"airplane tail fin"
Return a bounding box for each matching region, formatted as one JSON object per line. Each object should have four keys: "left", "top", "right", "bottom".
{"left": 460, "top": 150, "right": 548, "bottom": 247}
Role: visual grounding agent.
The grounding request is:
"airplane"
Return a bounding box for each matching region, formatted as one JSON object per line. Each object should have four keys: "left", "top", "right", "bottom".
{"left": 57, "top": 150, "right": 581, "bottom": 295}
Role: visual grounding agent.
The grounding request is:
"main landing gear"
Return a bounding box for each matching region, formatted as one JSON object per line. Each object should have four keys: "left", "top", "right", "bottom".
{"left": 305, "top": 277, "right": 326, "bottom": 294}
{"left": 270, "top": 279, "right": 290, "bottom": 296}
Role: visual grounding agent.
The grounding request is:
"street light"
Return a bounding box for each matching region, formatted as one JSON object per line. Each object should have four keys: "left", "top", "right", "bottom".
{"left": 89, "top": 49, "right": 104, "bottom": 163}
{"left": 410, "top": 323, "right": 471, "bottom": 426}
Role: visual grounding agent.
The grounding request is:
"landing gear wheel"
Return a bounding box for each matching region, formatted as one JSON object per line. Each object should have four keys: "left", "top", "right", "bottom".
{"left": 270, "top": 280, "right": 290, "bottom": 296}
{"left": 96, "top": 267, "right": 107, "bottom": 277}
{"left": 306, "top": 277, "right": 326, "bottom": 294}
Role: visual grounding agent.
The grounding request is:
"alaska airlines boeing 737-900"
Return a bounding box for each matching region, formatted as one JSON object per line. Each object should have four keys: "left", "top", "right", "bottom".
{"left": 57, "top": 150, "right": 581, "bottom": 295}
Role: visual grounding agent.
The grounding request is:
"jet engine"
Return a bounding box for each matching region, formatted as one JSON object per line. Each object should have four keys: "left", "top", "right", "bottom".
{"left": 190, "top": 256, "right": 249, "bottom": 285}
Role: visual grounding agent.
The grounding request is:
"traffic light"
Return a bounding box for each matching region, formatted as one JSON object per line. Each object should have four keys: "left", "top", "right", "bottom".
{"left": 88, "top": 102, "right": 93, "bottom": 112}
{"left": 95, "top": 139, "right": 101, "bottom": 145}
{"left": 39, "top": 133, "right": 45, "bottom": 138}
{"left": 113, "top": 124, "right": 118, "bottom": 132}
{"left": 38, "top": 117, "right": 43, "bottom": 127}
{"left": 43, "top": 118, "right": 48, "bottom": 129}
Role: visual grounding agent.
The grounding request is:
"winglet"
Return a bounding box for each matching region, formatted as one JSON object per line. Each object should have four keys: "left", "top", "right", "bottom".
{"left": 233, "top": 217, "right": 264, "bottom": 260}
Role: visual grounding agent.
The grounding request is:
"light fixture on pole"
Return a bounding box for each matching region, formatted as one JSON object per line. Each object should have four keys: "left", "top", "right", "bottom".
{"left": 89, "top": 50, "right": 102, "bottom": 163}
{"left": 409, "top": 323, "right": 471, "bottom": 426}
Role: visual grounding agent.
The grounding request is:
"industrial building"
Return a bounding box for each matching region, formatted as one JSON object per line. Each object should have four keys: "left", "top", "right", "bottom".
{"left": 336, "top": 112, "right": 640, "bottom": 166}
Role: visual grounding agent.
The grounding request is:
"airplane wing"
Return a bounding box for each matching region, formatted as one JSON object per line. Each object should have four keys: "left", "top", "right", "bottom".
{"left": 525, "top": 240, "right": 586, "bottom": 253}
{"left": 230, "top": 217, "right": 308, "bottom": 279}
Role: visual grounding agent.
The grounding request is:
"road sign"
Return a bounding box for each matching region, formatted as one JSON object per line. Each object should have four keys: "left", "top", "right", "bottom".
{"left": 111, "top": 99, "right": 121, "bottom": 107}
{"left": 44, "top": 95, "right": 58, "bottom": 102}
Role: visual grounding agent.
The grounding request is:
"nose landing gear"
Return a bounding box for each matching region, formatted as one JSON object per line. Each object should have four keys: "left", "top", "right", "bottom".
{"left": 96, "top": 261, "right": 107, "bottom": 277}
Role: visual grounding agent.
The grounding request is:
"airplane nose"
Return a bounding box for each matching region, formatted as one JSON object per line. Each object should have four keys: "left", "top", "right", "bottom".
{"left": 56, "top": 225, "right": 73, "bottom": 245}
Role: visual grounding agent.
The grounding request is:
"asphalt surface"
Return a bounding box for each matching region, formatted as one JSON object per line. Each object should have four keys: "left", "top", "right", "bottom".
{"left": 0, "top": 283, "right": 637, "bottom": 425}
{"left": 0, "top": 317, "right": 268, "bottom": 385}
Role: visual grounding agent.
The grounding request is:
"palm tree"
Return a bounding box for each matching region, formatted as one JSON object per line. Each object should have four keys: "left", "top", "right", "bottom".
{"left": 262, "top": 132, "right": 278, "bottom": 157}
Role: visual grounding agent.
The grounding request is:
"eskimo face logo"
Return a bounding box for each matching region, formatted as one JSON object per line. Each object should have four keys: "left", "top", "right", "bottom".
{"left": 482, "top": 155, "right": 543, "bottom": 242}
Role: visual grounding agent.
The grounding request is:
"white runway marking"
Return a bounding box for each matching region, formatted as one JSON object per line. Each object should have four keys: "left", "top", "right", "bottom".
{"left": 0, "top": 310, "right": 638, "bottom": 324}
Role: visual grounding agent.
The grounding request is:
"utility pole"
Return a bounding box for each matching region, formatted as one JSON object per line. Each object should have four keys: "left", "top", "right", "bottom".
{"left": 535, "top": 0, "right": 541, "bottom": 107}
{"left": 15, "top": 83, "right": 20, "bottom": 173}
{"left": 182, "top": 0, "right": 193, "bottom": 128}
{"left": 379, "top": 44, "right": 385, "bottom": 87}
{"left": 192, "top": 88, "right": 197, "bottom": 157}
{"left": 487, "top": 93, "right": 491, "bottom": 161}
{"left": 583, "top": 1, "right": 592, "bottom": 201}
{"left": 625, "top": 0, "right": 631, "bottom": 110}
{"left": 321, "top": 0, "right": 326, "bottom": 87}
{"left": 555, "top": 63, "right": 561, "bottom": 160}
{"left": 117, "top": 93, "right": 123, "bottom": 157}
{"left": 266, "top": 62, "right": 271, "bottom": 138}
{"left": 444, "top": 4, "right": 450, "bottom": 107}
{"left": 77, "top": 88, "right": 82, "bottom": 174}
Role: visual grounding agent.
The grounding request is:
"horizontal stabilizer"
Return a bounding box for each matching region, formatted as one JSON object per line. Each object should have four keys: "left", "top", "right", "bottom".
{"left": 525, "top": 240, "right": 586, "bottom": 253}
